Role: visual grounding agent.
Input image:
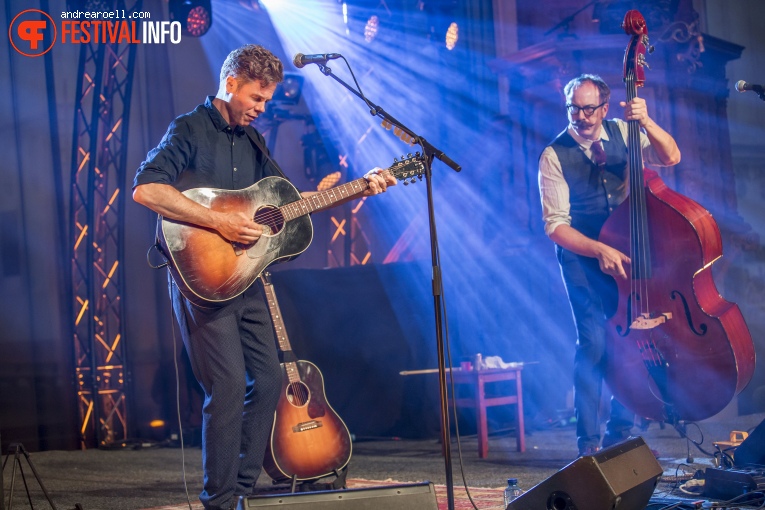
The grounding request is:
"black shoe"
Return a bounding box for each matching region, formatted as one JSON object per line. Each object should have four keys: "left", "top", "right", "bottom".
{"left": 601, "top": 430, "right": 629, "bottom": 449}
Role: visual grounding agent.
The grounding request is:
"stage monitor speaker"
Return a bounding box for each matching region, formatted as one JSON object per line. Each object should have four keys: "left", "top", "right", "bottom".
{"left": 237, "top": 481, "right": 438, "bottom": 509}
{"left": 734, "top": 418, "right": 765, "bottom": 467}
{"left": 507, "top": 436, "right": 662, "bottom": 510}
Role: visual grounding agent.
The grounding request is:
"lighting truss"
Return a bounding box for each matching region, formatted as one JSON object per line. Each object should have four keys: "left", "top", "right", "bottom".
{"left": 69, "top": 0, "right": 141, "bottom": 448}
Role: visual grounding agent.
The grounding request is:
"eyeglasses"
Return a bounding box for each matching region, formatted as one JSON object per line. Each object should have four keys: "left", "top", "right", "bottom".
{"left": 566, "top": 101, "right": 607, "bottom": 116}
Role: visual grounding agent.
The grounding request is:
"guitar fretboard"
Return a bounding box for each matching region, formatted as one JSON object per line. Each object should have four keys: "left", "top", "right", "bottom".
{"left": 262, "top": 276, "right": 300, "bottom": 385}
{"left": 279, "top": 177, "right": 371, "bottom": 221}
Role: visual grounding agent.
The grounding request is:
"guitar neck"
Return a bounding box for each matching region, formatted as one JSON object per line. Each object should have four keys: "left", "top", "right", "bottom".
{"left": 261, "top": 275, "right": 300, "bottom": 384}
{"left": 279, "top": 177, "right": 371, "bottom": 221}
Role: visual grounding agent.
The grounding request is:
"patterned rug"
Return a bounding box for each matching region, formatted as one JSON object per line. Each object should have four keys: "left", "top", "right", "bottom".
{"left": 144, "top": 478, "right": 506, "bottom": 510}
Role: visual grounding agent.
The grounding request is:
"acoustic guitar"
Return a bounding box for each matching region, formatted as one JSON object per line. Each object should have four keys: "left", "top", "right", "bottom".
{"left": 260, "top": 272, "right": 352, "bottom": 482}
{"left": 158, "top": 156, "right": 425, "bottom": 306}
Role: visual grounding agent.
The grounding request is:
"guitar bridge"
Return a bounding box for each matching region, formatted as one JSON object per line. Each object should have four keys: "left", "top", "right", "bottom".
{"left": 631, "top": 312, "right": 672, "bottom": 330}
{"left": 292, "top": 420, "right": 323, "bottom": 433}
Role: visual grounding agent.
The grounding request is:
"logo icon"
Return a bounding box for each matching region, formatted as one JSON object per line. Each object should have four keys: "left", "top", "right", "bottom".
{"left": 9, "top": 9, "right": 57, "bottom": 57}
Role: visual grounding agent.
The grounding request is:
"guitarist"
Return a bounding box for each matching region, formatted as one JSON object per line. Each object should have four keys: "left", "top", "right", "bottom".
{"left": 132, "top": 44, "right": 396, "bottom": 510}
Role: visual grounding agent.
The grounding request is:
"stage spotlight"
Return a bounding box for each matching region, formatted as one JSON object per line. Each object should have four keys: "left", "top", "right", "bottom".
{"left": 342, "top": 2, "right": 350, "bottom": 36}
{"left": 255, "top": 74, "right": 304, "bottom": 128}
{"left": 170, "top": 0, "right": 213, "bottom": 37}
{"left": 364, "top": 15, "right": 379, "bottom": 42}
{"left": 272, "top": 74, "right": 304, "bottom": 105}
{"left": 318, "top": 171, "right": 342, "bottom": 191}
{"left": 445, "top": 21, "right": 458, "bottom": 50}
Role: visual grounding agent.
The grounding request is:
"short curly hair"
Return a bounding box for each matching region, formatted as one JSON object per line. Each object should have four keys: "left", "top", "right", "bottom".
{"left": 219, "top": 44, "right": 284, "bottom": 86}
{"left": 564, "top": 74, "right": 611, "bottom": 104}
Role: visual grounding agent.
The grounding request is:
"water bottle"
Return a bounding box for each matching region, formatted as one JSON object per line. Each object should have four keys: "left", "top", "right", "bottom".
{"left": 503, "top": 478, "right": 522, "bottom": 506}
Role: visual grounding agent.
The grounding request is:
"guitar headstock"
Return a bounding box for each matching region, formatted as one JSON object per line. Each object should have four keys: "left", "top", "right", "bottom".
{"left": 622, "top": 10, "right": 650, "bottom": 88}
{"left": 388, "top": 153, "right": 425, "bottom": 185}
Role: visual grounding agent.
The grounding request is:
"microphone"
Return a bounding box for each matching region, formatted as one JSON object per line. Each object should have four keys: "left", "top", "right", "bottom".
{"left": 735, "top": 80, "right": 764, "bottom": 94}
{"left": 293, "top": 53, "right": 341, "bottom": 69}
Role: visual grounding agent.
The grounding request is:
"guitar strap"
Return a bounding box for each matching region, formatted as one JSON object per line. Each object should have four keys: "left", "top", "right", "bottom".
{"left": 150, "top": 218, "right": 170, "bottom": 269}
{"left": 244, "top": 125, "right": 290, "bottom": 181}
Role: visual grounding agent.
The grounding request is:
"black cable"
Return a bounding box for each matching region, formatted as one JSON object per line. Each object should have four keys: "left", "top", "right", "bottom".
{"left": 441, "top": 250, "right": 480, "bottom": 510}
{"left": 675, "top": 421, "right": 717, "bottom": 458}
{"left": 337, "top": 56, "right": 377, "bottom": 115}
{"left": 168, "top": 277, "right": 195, "bottom": 510}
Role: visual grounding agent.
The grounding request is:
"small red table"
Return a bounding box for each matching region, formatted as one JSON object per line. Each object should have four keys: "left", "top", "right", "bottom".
{"left": 450, "top": 366, "right": 525, "bottom": 458}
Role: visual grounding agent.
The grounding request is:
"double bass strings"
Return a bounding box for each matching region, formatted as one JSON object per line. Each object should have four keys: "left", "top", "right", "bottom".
{"left": 626, "top": 72, "right": 661, "bottom": 367}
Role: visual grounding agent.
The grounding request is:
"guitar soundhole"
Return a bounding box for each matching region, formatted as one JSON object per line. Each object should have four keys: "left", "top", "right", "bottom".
{"left": 254, "top": 205, "right": 285, "bottom": 237}
{"left": 286, "top": 381, "right": 311, "bottom": 407}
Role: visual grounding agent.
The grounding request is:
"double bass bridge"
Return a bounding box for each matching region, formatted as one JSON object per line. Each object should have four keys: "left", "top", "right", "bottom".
{"left": 631, "top": 312, "right": 672, "bottom": 330}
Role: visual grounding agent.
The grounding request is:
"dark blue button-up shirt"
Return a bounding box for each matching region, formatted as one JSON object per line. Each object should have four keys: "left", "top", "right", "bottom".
{"left": 134, "top": 96, "right": 281, "bottom": 191}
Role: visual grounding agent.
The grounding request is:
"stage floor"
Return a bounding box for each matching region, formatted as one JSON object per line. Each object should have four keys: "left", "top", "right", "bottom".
{"left": 2, "top": 412, "right": 762, "bottom": 510}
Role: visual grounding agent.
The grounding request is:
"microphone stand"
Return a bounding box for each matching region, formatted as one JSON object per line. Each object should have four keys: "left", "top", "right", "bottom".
{"left": 314, "top": 62, "right": 461, "bottom": 510}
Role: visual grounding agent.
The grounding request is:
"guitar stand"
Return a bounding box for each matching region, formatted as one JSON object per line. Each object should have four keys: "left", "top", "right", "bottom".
{"left": 266, "top": 467, "right": 350, "bottom": 495}
{"left": 293, "top": 466, "right": 349, "bottom": 493}
{"left": 2, "top": 443, "right": 60, "bottom": 510}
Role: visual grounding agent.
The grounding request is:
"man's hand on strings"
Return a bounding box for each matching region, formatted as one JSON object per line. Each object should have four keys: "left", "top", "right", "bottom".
{"left": 596, "top": 243, "right": 631, "bottom": 280}
{"left": 215, "top": 211, "right": 265, "bottom": 244}
{"left": 620, "top": 97, "right": 651, "bottom": 128}
{"left": 621, "top": 96, "right": 681, "bottom": 166}
{"left": 363, "top": 167, "right": 397, "bottom": 196}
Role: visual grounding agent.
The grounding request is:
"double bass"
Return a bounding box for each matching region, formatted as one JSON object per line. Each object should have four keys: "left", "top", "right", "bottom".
{"left": 598, "top": 10, "right": 755, "bottom": 423}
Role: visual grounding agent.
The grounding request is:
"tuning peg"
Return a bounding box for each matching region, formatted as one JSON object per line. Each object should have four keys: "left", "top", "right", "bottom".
{"left": 393, "top": 157, "right": 398, "bottom": 162}
{"left": 407, "top": 153, "right": 413, "bottom": 158}
{"left": 403, "top": 180, "right": 410, "bottom": 186}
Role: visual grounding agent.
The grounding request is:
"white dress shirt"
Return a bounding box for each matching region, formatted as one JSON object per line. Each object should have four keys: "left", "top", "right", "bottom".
{"left": 538, "top": 118, "right": 667, "bottom": 237}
